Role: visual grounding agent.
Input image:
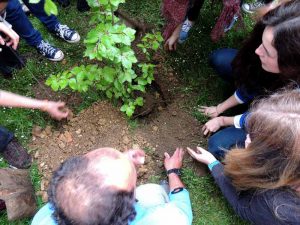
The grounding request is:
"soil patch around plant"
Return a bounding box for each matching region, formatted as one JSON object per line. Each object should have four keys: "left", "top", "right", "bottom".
{"left": 29, "top": 15, "right": 207, "bottom": 202}
{"left": 30, "top": 80, "right": 206, "bottom": 203}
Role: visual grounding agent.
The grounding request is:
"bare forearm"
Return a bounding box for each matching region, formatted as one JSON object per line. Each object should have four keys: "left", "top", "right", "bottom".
{"left": 0, "top": 90, "right": 47, "bottom": 111}
{"left": 217, "top": 95, "right": 240, "bottom": 114}
{"left": 168, "top": 174, "right": 185, "bottom": 191}
{"left": 219, "top": 116, "right": 234, "bottom": 127}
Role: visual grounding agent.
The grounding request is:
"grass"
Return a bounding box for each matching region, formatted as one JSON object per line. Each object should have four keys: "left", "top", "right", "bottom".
{"left": 0, "top": 0, "right": 255, "bottom": 224}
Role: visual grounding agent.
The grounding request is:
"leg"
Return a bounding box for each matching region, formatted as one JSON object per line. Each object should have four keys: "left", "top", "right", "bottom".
{"left": 208, "top": 126, "right": 247, "bottom": 159}
{"left": 186, "top": 0, "right": 205, "bottom": 21}
{"left": 135, "top": 184, "right": 169, "bottom": 208}
{"left": 209, "top": 48, "right": 238, "bottom": 83}
{"left": 0, "top": 126, "right": 14, "bottom": 152}
{"left": 23, "top": 0, "right": 80, "bottom": 43}
{"left": 5, "top": 0, "right": 42, "bottom": 47}
{"left": 22, "top": 0, "right": 59, "bottom": 31}
{"left": 178, "top": 0, "right": 204, "bottom": 43}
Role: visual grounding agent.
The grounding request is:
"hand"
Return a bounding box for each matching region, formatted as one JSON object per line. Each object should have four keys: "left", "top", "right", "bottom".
{"left": 202, "top": 117, "right": 223, "bottom": 135}
{"left": 164, "top": 147, "right": 184, "bottom": 171}
{"left": 44, "top": 101, "right": 69, "bottom": 120}
{"left": 187, "top": 147, "right": 217, "bottom": 165}
{"left": 126, "top": 149, "right": 145, "bottom": 166}
{"left": 0, "top": 22, "right": 19, "bottom": 50}
{"left": 164, "top": 23, "right": 182, "bottom": 51}
{"left": 164, "top": 35, "right": 178, "bottom": 51}
{"left": 198, "top": 105, "right": 220, "bottom": 118}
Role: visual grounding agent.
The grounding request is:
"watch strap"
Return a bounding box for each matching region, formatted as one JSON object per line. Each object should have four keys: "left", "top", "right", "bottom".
{"left": 167, "top": 168, "right": 181, "bottom": 176}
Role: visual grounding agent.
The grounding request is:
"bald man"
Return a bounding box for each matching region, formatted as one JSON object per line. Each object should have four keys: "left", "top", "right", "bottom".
{"left": 31, "top": 147, "right": 193, "bottom": 225}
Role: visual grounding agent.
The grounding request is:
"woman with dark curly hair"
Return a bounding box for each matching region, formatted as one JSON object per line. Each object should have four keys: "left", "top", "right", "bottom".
{"left": 188, "top": 89, "right": 300, "bottom": 225}
{"left": 199, "top": 0, "right": 300, "bottom": 158}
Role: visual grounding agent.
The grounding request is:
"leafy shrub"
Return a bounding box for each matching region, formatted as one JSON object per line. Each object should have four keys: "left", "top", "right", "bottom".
{"left": 46, "top": 0, "right": 163, "bottom": 117}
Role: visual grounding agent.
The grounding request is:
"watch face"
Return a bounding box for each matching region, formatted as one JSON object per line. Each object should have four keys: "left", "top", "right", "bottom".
{"left": 167, "top": 168, "right": 181, "bottom": 176}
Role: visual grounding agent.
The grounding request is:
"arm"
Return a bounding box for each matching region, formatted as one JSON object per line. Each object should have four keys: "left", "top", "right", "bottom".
{"left": 202, "top": 116, "right": 234, "bottom": 135}
{"left": 0, "top": 90, "right": 69, "bottom": 120}
{"left": 199, "top": 94, "right": 240, "bottom": 118}
{"left": 187, "top": 147, "right": 270, "bottom": 224}
{"left": 164, "top": 148, "right": 193, "bottom": 224}
{"left": 0, "top": 21, "right": 19, "bottom": 50}
{"left": 202, "top": 113, "right": 249, "bottom": 135}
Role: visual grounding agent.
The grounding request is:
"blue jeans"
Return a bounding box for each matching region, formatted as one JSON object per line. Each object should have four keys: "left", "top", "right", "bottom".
{"left": 209, "top": 48, "right": 238, "bottom": 83}
{"left": 208, "top": 49, "right": 245, "bottom": 158}
{"left": 208, "top": 126, "right": 247, "bottom": 159}
{"left": 0, "top": 126, "right": 14, "bottom": 151}
{"left": 6, "top": 0, "right": 59, "bottom": 47}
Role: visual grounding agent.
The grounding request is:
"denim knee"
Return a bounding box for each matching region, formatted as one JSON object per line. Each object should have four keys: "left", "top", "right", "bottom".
{"left": 207, "top": 126, "right": 247, "bottom": 159}
{"left": 208, "top": 135, "right": 227, "bottom": 159}
{"left": 209, "top": 48, "right": 238, "bottom": 83}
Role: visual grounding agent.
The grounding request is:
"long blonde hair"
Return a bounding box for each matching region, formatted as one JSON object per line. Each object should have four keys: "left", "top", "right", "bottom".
{"left": 224, "top": 89, "right": 300, "bottom": 191}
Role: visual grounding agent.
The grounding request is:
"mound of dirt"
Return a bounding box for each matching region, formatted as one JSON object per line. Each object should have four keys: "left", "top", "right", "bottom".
{"left": 30, "top": 95, "right": 206, "bottom": 201}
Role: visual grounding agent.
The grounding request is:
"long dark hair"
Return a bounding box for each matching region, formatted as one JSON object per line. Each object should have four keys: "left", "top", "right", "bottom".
{"left": 232, "top": 0, "right": 300, "bottom": 96}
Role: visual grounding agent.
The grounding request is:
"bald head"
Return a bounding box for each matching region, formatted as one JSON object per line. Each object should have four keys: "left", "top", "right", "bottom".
{"left": 48, "top": 148, "right": 137, "bottom": 225}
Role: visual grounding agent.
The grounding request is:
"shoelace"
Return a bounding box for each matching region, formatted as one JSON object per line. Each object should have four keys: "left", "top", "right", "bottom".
{"left": 38, "top": 41, "right": 56, "bottom": 56}
{"left": 56, "top": 24, "right": 73, "bottom": 39}
{"left": 251, "top": 1, "right": 264, "bottom": 9}
{"left": 181, "top": 20, "right": 192, "bottom": 33}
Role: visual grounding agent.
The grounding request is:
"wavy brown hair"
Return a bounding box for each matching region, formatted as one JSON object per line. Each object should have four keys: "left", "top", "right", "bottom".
{"left": 224, "top": 89, "right": 300, "bottom": 191}
{"left": 232, "top": 0, "right": 300, "bottom": 97}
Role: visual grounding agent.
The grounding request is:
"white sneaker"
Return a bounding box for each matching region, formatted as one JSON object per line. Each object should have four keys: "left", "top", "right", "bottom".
{"left": 242, "top": 1, "right": 266, "bottom": 13}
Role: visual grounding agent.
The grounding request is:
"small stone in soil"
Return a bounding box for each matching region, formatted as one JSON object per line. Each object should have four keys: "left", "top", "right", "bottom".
{"left": 34, "top": 151, "right": 39, "bottom": 159}
{"left": 152, "top": 126, "right": 158, "bottom": 132}
{"left": 58, "top": 142, "right": 66, "bottom": 149}
{"left": 122, "top": 136, "right": 130, "bottom": 145}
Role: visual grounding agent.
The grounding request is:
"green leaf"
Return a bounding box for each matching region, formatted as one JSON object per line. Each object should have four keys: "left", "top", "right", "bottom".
{"left": 59, "top": 79, "right": 68, "bottom": 89}
{"left": 137, "top": 78, "right": 148, "bottom": 85}
{"left": 134, "top": 97, "right": 144, "bottom": 106}
{"left": 114, "top": 79, "right": 123, "bottom": 91}
{"left": 87, "top": 73, "right": 96, "bottom": 81}
{"left": 125, "top": 105, "right": 134, "bottom": 117}
{"left": 106, "top": 90, "right": 113, "bottom": 99}
{"left": 132, "top": 85, "right": 145, "bottom": 92}
{"left": 87, "top": 0, "right": 102, "bottom": 7}
{"left": 44, "top": 0, "right": 58, "bottom": 16}
{"left": 152, "top": 41, "right": 160, "bottom": 50}
{"left": 76, "top": 71, "right": 85, "bottom": 82}
{"left": 120, "top": 104, "right": 127, "bottom": 112}
{"left": 103, "top": 67, "right": 115, "bottom": 83}
{"left": 50, "top": 79, "right": 59, "bottom": 91}
{"left": 69, "top": 78, "right": 77, "bottom": 90}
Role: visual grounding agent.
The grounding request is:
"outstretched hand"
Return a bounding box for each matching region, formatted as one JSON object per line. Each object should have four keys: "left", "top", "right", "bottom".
{"left": 198, "top": 105, "right": 220, "bottom": 118}
{"left": 187, "top": 146, "right": 217, "bottom": 165}
{"left": 44, "top": 101, "right": 69, "bottom": 120}
{"left": 202, "top": 117, "right": 223, "bottom": 136}
{"left": 164, "top": 148, "right": 184, "bottom": 170}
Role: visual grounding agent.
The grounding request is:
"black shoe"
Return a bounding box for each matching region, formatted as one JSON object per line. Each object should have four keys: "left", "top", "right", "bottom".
{"left": 2, "top": 138, "right": 32, "bottom": 169}
{"left": 35, "top": 40, "right": 64, "bottom": 61}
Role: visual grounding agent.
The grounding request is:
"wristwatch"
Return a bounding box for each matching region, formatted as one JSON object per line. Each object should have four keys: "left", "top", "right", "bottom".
{"left": 166, "top": 168, "right": 181, "bottom": 176}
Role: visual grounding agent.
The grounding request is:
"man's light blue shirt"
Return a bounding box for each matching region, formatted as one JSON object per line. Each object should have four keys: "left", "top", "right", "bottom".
{"left": 31, "top": 189, "right": 192, "bottom": 225}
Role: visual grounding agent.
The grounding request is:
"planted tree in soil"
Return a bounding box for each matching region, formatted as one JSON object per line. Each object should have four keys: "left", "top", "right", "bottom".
{"left": 46, "top": 0, "right": 163, "bottom": 117}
